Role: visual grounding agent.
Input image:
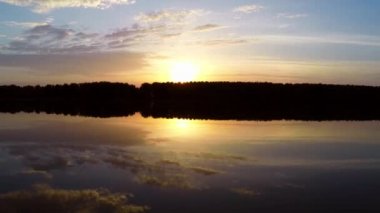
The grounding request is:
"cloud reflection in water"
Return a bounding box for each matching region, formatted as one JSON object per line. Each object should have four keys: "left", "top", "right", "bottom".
{"left": 1, "top": 113, "right": 380, "bottom": 212}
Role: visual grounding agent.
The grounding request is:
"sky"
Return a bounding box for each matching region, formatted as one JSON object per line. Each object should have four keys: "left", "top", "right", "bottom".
{"left": 0, "top": 0, "right": 380, "bottom": 85}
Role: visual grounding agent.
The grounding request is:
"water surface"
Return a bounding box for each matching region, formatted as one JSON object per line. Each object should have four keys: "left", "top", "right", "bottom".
{"left": 0, "top": 113, "right": 379, "bottom": 212}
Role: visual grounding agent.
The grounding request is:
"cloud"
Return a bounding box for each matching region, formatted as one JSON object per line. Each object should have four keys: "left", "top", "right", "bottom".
{"left": 192, "top": 24, "right": 224, "bottom": 32}
{"left": 233, "top": 4, "right": 264, "bottom": 14}
{"left": 27, "top": 24, "right": 74, "bottom": 40}
{"left": 105, "top": 24, "right": 170, "bottom": 48}
{"left": 197, "top": 38, "right": 249, "bottom": 46}
{"left": 2, "top": 17, "right": 54, "bottom": 28}
{"left": 263, "top": 34, "right": 380, "bottom": 47}
{"left": 277, "top": 13, "right": 308, "bottom": 19}
{"left": 278, "top": 24, "right": 291, "bottom": 29}
{"left": 160, "top": 32, "right": 182, "bottom": 38}
{"left": 0, "top": 0, "right": 136, "bottom": 13}
{"left": 0, "top": 185, "right": 148, "bottom": 212}
{"left": 0, "top": 9, "right": 213, "bottom": 53}
{"left": 135, "top": 9, "right": 204, "bottom": 23}
{"left": 106, "top": 9, "right": 206, "bottom": 49}
{"left": 4, "top": 24, "right": 101, "bottom": 54}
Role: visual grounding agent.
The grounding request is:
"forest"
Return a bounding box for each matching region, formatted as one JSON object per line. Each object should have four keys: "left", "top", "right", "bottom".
{"left": 1, "top": 82, "right": 380, "bottom": 120}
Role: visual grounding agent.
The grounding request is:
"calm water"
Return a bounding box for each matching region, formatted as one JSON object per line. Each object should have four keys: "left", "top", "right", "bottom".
{"left": 0, "top": 113, "right": 380, "bottom": 212}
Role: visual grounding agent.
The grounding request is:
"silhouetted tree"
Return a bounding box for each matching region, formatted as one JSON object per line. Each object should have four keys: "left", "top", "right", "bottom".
{"left": 1, "top": 81, "right": 380, "bottom": 120}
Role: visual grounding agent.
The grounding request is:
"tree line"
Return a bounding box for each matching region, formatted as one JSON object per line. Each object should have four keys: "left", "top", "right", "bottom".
{"left": 1, "top": 81, "right": 380, "bottom": 120}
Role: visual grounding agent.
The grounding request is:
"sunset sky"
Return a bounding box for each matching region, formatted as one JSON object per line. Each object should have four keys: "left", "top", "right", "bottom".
{"left": 0, "top": 0, "right": 379, "bottom": 85}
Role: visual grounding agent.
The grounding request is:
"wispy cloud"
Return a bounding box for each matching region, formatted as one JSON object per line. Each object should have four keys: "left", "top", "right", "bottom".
{"left": 197, "top": 38, "right": 249, "bottom": 47}
{"left": 105, "top": 24, "right": 165, "bottom": 40}
{"left": 233, "top": 4, "right": 264, "bottom": 14}
{"left": 135, "top": 9, "right": 205, "bottom": 23}
{"left": 192, "top": 24, "right": 224, "bottom": 32}
{"left": 278, "top": 24, "right": 291, "bottom": 29}
{"left": 106, "top": 9, "right": 207, "bottom": 49}
{"left": 105, "top": 24, "right": 176, "bottom": 49}
{"left": 2, "top": 17, "right": 54, "bottom": 29}
{"left": 0, "top": 0, "right": 136, "bottom": 13}
{"left": 277, "top": 13, "right": 309, "bottom": 19}
{"left": 264, "top": 34, "right": 380, "bottom": 47}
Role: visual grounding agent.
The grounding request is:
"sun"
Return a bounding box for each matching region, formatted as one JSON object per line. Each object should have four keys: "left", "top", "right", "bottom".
{"left": 170, "top": 61, "right": 200, "bottom": 82}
